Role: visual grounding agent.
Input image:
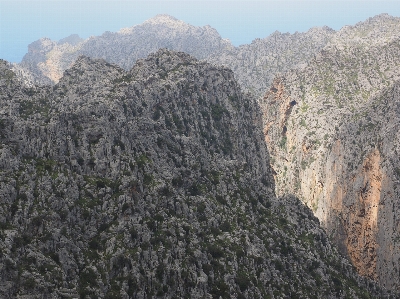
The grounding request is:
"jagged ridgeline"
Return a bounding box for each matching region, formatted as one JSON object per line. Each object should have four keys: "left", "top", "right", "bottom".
{"left": 13, "top": 15, "right": 232, "bottom": 86}
{"left": 13, "top": 14, "right": 333, "bottom": 99}
{"left": 0, "top": 50, "right": 388, "bottom": 298}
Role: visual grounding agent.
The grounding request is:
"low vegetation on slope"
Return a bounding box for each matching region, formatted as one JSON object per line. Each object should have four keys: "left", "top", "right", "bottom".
{"left": 0, "top": 51, "right": 390, "bottom": 298}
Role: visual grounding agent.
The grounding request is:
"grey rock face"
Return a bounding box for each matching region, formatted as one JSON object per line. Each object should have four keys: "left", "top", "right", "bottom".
{"left": 13, "top": 14, "right": 334, "bottom": 100}
{"left": 0, "top": 51, "right": 387, "bottom": 298}
{"left": 260, "top": 13, "right": 400, "bottom": 292}
{"left": 208, "top": 26, "right": 335, "bottom": 97}
{"left": 58, "top": 34, "right": 84, "bottom": 46}
{"left": 14, "top": 15, "right": 233, "bottom": 85}
{"left": 14, "top": 38, "right": 57, "bottom": 86}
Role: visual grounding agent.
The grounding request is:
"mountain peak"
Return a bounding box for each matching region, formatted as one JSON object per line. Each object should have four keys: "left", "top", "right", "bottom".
{"left": 146, "top": 14, "right": 179, "bottom": 23}
{"left": 130, "top": 48, "right": 201, "bottom": 76}
{"left": 58, "top": 34, "right": 83, "bottom": 46}
{"left": 59, "top": 55, "right": 124, "bottom": 88}
{"left": 27, "top": 37, "right": 56, "bottom": 53}
{"left": 66, "top": 55, "right": 123, "bottom": 75}
{"left": 368, "top": 13, "right": 396, "bottom": 22}
{"left": 142, "top": 14, "right": 188, "bottom": 29}
{"left": 118, "top": 15, "right": 188, "bottom": 35}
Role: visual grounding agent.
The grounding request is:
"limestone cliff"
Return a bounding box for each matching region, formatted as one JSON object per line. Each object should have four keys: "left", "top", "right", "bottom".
{"left": 0, "top": 51, "right": 387, "bottom": 298}
{"left": 260, "top": 14, "right": 400, "bottom": 292}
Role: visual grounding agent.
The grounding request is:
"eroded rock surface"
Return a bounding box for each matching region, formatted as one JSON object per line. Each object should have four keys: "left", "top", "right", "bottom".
{"left": 207, "top": 26, "right": 335, "bottom": 97}
{"left": 14, "top": 15, "right": 233, "bottom": 86}
{"left": 260, "top": 14, "right": 400, "bottom": 291}
{"left": 0, "top": 51, "right": 388, "bottom": 298}
{"left": 13, "top": 14, "right": 334, "bottom": 99}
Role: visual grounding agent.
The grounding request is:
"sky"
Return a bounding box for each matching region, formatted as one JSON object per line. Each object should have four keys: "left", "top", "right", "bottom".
{"left": 1, "top": 0, "right": 400, "bottom": 63}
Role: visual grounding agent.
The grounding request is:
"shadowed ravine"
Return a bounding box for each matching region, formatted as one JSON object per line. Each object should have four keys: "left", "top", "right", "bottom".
{"left": 0, "top": 50, "right": 393, "bottom": 298}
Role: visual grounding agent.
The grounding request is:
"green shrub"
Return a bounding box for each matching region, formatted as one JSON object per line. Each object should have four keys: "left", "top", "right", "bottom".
{"left": 210, "top": 280, "right": 229, "bottom": 298}
{"left": 208, "top": 244, "right": 224, "bottom": 259}
{"left": 235, "top": 271, "right": 251, "bottom": 292}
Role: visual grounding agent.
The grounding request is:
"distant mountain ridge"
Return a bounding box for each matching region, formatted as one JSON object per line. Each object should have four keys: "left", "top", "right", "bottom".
{"left": 15, "top": 14, "right": 233, "bottom": 86}
{"left": 15, "top": 14, "right": 400, "bottom": 98}
{"left": 207, "top": 26, "right": 335, "bottom": 97}
{"left": 13, "top": 14, "right": 334, "bottom": 97}
{"left": 326, "top": 13, "right": 400, "bottom": 49}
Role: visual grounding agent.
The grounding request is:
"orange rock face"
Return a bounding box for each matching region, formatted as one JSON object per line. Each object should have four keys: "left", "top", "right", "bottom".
{"left": 260, "top": 76, "right": 400, "bottom": 291}
{"left": 345, "top": 150, "right": 381, "bottom": 280}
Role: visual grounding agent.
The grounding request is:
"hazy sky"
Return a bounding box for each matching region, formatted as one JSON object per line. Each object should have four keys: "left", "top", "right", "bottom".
{"left": 1, "top": 0, "right": 400, "bottom": 63}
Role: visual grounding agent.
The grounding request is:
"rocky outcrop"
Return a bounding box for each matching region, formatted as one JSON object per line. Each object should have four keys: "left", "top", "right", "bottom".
{"left": 346, "top": 149, "right": 381, "bottom": 280}
{"left": 58, "top": 34, "right": 84, "bottom": 46}
{"left": 260, "top": 14, "right": 400, "bottom": 292}
{"left": 14, "top": 38, "right": 57, "bottom": 86}
{"left": 14, "top": 14, "right": 334, "bottom": 98}
{"left": 0, "top": 51, "right": 388, "bottom": 298}
{"left": 14, "top": 15, "right": 233, "bottom": 85}
{"left": 208, "top": 26, "right": 335, "bottom": 97}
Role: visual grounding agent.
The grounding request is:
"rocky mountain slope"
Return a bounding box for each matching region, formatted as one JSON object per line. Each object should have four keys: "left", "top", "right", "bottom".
{"left": 207, "top": 26, "right": 335, "bottom": 97}
{"left": 0, "top": 50, "right": 389, "bottom": 298}
{"left": 14, "top": 14, "right": 333, "bottom": 98}
{"left": 15, "top": 15, "right": 232, "bottom": 86}
{"left": 260, "top": 13, "right": 400, "bottom": 292}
